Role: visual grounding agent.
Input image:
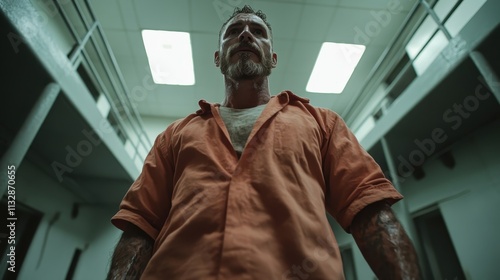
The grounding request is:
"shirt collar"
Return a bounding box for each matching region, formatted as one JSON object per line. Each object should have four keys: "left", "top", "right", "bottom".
{"left": 195, "top": 91, "right": 310, "bottom": 116}
{"left": 195, "top": 99, "right": 213, "bottom": 115}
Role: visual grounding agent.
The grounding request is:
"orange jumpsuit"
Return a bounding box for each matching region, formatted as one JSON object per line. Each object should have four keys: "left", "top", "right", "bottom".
{"left": 112, "top": 91, "right": 402, "bottom": 279}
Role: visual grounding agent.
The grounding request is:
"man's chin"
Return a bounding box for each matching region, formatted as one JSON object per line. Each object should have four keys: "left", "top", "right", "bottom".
{"left": 228, "top": 69, "right": 271, "bottom": 80}
{"left": 221, "top": 61, "right": 272, "bottom": 80}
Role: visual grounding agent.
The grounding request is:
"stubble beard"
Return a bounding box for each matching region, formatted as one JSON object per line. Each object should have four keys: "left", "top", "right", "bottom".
{"left": 220, "top": 51, "right": 272, "bottom": 80}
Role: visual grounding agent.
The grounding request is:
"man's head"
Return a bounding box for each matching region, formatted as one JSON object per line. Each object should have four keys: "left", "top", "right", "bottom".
{"left": 215, "top": 5, "right": 277, "bottom": 80}
{"left": 218, "top": 5, "right": 273, "bottom": 48}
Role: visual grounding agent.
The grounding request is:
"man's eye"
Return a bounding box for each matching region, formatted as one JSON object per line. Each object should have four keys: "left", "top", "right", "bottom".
{"left": 229, "top": 28, "right": 239, "bottom": 35}
{"left": 254, "top": 29, "right": 263, "bottom": 35}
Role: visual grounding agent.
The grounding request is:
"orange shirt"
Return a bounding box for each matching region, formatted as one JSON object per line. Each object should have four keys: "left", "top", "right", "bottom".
{"left": 112, "top": 91, "right": 403, "bottom": 279}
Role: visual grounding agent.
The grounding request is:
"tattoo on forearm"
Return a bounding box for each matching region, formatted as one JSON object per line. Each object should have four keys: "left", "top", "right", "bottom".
{"left": 107, "top": 227, "right": 154, "bottom": 280}
{"left": 351, "top": 202, "right": 421, "bottom": 280}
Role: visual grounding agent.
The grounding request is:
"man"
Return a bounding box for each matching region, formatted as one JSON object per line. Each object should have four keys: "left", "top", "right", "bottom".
{"left": 107, "top": 5, "right": 421, "bottom": 280}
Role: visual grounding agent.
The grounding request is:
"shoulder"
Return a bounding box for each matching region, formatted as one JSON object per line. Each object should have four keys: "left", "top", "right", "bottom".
{"left": 282, "top": 91, "right": 343, "bottom": 134}
{"left": 148, "top": 113, "right": 206, "bottom": 159}
{"left": 157, "top": 113, "right": 201, "bottom": 138}
{"left": 281, "top": 91, "right": 341, "bottom": 118}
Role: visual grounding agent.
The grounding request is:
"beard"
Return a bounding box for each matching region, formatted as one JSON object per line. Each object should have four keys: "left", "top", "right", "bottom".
{"left": 220, "top": 47, "right": 273, "bottom": 80}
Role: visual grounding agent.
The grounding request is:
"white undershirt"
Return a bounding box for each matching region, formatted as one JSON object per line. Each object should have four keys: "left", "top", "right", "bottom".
{"left": 219, "top": 104, "right": 266, "bottom": 157}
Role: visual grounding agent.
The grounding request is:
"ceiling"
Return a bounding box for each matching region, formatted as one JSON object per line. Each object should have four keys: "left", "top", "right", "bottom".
{"left": 89, "top": 0, "right": 417, "bottom": 121}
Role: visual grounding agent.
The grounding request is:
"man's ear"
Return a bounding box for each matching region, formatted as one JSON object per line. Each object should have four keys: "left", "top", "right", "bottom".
{"left": 214, "top": 51, "right": 220, "bottom": 67}
{"left": 272, "top": 52, "right": 278, "bottom": 68}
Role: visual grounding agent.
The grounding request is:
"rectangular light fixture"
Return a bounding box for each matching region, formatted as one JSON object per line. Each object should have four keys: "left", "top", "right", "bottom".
{"left": 141, "top": 30, "right": 195, "bottom": 85}
{"left": 306, "top": 42, "right": 365, "bottom": 94}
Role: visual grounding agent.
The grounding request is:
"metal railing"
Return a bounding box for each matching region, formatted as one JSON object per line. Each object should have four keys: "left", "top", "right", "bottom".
{"left": 348, "top": 0, "right": 467, "bottom": 134}
{"left": 52, "top": 0, "right": 151, "bottom": 166}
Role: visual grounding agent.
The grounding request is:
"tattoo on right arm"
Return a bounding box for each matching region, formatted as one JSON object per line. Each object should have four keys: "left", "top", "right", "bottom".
{"left": 107, "top": 224, "right": 154, "bottom": 280}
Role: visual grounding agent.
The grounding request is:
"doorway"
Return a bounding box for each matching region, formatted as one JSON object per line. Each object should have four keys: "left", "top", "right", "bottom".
{"left": 413, "top": 207, "right": 466, "bottom": 280}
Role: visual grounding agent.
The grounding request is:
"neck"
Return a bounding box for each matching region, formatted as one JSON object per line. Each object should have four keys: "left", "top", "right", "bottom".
{"left": 222, "top": 76, "right": 271, "bottom": 109}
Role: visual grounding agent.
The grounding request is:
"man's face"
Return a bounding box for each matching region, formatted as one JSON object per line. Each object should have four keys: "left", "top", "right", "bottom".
{"left": 215, "top": 13, "right": 277, "bottom": 80}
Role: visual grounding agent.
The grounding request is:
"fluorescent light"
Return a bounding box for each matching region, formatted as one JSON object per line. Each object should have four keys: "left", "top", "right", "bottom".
{"left": 306, "top": 42, "right": 365, "bottom": 94}
{"left": 141, "top": 30, "right": 195, "bottom": 85}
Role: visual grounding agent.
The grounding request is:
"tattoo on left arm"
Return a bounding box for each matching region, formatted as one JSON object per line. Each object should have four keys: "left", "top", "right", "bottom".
{"left": 351, "top": 201, "right": 421, "bottom": 280}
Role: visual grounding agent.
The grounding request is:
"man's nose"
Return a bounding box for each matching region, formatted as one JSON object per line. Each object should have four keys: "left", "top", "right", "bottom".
{"left": 239, "top": 26, "right": 253, "bottom": 42}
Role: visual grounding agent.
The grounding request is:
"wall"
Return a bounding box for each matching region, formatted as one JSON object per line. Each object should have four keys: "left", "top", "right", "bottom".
{"left": 403, "top": 120, "right": 500, "bottom": 279}
{"left": 14, "top": 160, "right": 118, "bottom": 280}
{"left": 331, "top": 120, "right": 500, "bottom": 279}
{"left": 29, "top": 0, "right": 75, "bottom": 57}
{"left": 73, "top": 212, "right": 122, "bottom": 280}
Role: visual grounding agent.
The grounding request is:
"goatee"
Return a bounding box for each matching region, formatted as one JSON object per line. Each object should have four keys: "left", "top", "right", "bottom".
{"left": 220, "top": 50, "right": 272, "bottom": 80}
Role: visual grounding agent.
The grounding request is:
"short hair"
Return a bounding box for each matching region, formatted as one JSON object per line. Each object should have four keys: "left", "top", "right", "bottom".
{"left": 218, "top": 5, "right": 273, "bottom": 48}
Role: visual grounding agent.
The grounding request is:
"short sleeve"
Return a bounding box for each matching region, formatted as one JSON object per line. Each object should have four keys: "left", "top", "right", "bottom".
{"left": 322, "top": 112, "right": 403, "bottom": 232}
{"left": 111, "top": 126, "right": 175, "bottom": 239}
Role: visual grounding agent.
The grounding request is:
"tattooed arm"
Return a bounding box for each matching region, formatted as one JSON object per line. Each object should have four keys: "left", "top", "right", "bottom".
{"left": 351, "top": 201, "right": 421, "bottom": 280}
{"left": 107, "top": 223, "right": 154, "bottom": 280}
